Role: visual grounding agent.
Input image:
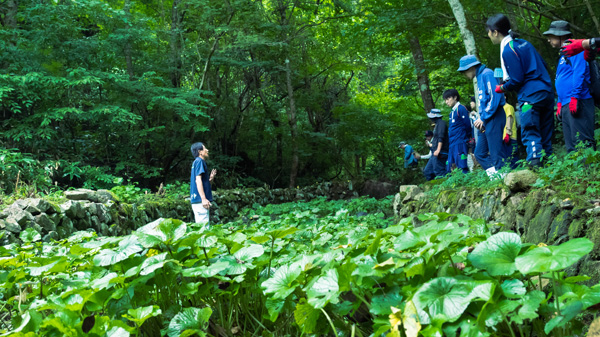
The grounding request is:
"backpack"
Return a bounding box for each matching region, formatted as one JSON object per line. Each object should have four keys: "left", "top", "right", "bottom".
{"left": 589, "top": 58, "right": 600, "bottom": 108}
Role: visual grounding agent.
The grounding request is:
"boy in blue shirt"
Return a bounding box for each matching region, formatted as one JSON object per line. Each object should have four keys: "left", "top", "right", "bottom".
{"left": 399, "top": 142, "right": 418, "bottom": 168}
{"left": 457, "top": 55, "right": 509, "bottom": 175}
{"left": 544, "top": 21, "right": 596, "bottom": 151}
{"left": 443, "top": 89, "right": 473, "bottom": 174}
{"left": 190, "top": 142, "right": 217, "bottom": 225}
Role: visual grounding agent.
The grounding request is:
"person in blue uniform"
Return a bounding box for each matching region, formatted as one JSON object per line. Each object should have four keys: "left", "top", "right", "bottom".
{"left": 424, "top": 109, "right": 449, "bottom": 180}
{"left": 399, "top": 142, "right": 418, "bottom": 168}
{"left": 487, "top": 14, "right": 554, "bottom": 167}
{"left": 544, "top": 21, "right": 596, "bottom": 151}
{"left": 458, "top": 55, "right": 509, "bottom": 175}
{"left": 443, "top": 89, "right": 473, "bottom": 174}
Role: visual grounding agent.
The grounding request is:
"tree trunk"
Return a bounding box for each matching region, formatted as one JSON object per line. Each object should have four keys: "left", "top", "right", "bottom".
{"left": 408, "top": 34, "right": 435, "bottom": 113}
{"left": 447, "top": 0, "right": 479, "bottom": 107}
{"left": 3, "top": 0, "right": 18, "bottom": 29}
{"left": 169, "top": 0, "right": 182, "bottom": 87}
{"left": 285, "top": 59, "right": 299, "bottom": 188}
{"left": 123, "top": 0, "right": 135, "bottom": 81}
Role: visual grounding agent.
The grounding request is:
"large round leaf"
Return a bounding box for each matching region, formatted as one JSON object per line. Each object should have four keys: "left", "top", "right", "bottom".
{"left": 413, "top": 277, "right": 475, "bottom": 324}
{"left": 93, "top": 236, "right": 143, "bottom": 267}
{"left": 515, "top": 238, "right": 594, "bottom": 274}
{"left": 166, "top": 307, "right": 212, "bottom": 337}
{"left": 262, "top": 264, "right": 302, "bottom": 299}
{"left": 468, "top": 232, "right": 521, "bottom": 276}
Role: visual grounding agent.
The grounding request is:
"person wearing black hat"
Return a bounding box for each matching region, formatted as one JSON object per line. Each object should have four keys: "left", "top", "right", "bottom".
{"left": 423, "top": 109, "right": 449, "bottom": 180}
{"left": 544, "top": 21, "right": 596, "bottom": 152}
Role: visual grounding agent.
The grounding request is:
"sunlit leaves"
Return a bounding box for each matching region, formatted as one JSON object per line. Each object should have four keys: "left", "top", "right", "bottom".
{"left": 515, "top": 238, "right": 594, "bottom": 274}
{"left": 468, "top": 232, "right": 521, "bottom": 276}
{"left": 166, "top": 307, "right": 212, "bottom": 337}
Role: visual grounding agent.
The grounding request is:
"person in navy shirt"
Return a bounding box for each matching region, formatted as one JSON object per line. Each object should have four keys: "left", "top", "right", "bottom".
{"left": 190, "top": 142, "right": 217, "bottom": 225}
{"left": 544, "top": 21, "right": 596, "bottom": 151}
{"left": 487, "top": 14, "right": 554, "bottom": 167}
{"left": 424, "top": 109, "right": 449, "bottom": 180}
{"left": 443, "top": 89, "right": 473, "bottom": 174}
{"left": 458, "top": 55, "right": 509, "bottom": 175}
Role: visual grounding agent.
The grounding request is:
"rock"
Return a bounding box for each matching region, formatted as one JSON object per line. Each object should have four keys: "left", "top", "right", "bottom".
{"left": 560, "top": 198, "right": 574, "bottom": 209}
{"left": 42, "top": 231, "right": 59, "bottom": 242}
{"left": 360, "top": 180, "right": 398, "bottom": 199}
{"left": 95, "top": 190, "right": 116, "bottom": 203}
{"left": 65, "top": 189, "right": 94, "bottom": 201}
{"left": 587, "top": 206, "right": 600, "bottom": 215}
{"left": 398, "top": 185, "right": 423, "bottom": 203}
{"left": 35, "top": 213, "right": 56, "bottom": 232}
{"left": 504, "top": 170, "right": 539, "bottom": 192}
{"left": 4, "top": 207, "right": 34, "bottom": 226}
{"left": 13, "top": 198, "right": 56, "bottom": 214}
{"left": 0, "top": 219, "right": 21, "bottom": 233}
{"left": 61, "top": 200, "right": 86, "bottom": 219}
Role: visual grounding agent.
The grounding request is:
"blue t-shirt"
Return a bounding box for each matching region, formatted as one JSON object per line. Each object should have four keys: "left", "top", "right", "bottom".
{"left": 190, "top": 157, "right": 213, "bottom": 204}
{"left": 555, "top": 52, "right": 592, "bottom": 105}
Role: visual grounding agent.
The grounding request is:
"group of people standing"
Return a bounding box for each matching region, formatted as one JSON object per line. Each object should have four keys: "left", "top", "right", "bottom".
{"left": 401, "top": 14, "right": 599, "bottom": 181}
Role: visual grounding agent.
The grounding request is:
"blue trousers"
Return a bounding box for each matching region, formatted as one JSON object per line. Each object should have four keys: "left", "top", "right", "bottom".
{"left": 520, "top": 95, "right": 554, "bottom": 162}
{"left": 562, "top": 98, "right": 596, "bottom": 152}
{"left": 475, "top": 108, "right": 510, "bottom": 170}
{"left": 424, "top": 154, "right": 448, "bottom": 181}
{"left": 447, "top": 143, "right": 469, "bottom": 174}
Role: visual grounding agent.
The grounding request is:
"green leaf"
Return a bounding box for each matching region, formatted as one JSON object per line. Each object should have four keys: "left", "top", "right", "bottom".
{"left": 93, "top": 236, "right": 143, "bottom": 266}
{"left": 106, "top": 326, "right": 131, "bottom": 337}
{"left": 267, "top": 227, "right": 298, "bottom": 239}
{"left": 91, "top": 272, "right": 119, "bottom": 290}
{"left": 140, "top": 252, "right": 169, "bottom": 275}
{"left": 544, "top": 300, "right": 583, "bottom": 334}
{"left": 166, "top": 307, "right": 212, "bottom": 337}
{"left": 306, "top": 269, "right": 340, "bottom": 309}
{"left": 413, "top": 277, "right": 475, "bottom": 324}
{"left": 501, "top": 279, "right": 526, "bottom": 299}
{"left": 294, "top": 299, "right": 320, "bottom": 333}
{"left": 266, "top": 298, "right": 286, "bottom": 322}
{"left": 364, "top": 230, "right": 382, "bottom": 256}
{"left": 262, "top": 264, "right": 302, "bottom": 299}
{"left": 20, "top": 228, "right": 41, "bottom": 243}
{"left": 197, "top": 236, "right": 218, "bottom": 248}
{"left": 515, "top": 238, "right": 594, "bottom": 274}
{"left": 182, "top": 261, "right": 229, "bottom": 278}
{"left": 370, "top": 288, "right": 403, "bottom": 315}
{"left": 512, "top": 290, "right": 545, "bottom": 324}
{"left": 124, "top": 305, "right": 162, "bottom": 326}
{"left": 468, "top": 232, "right": 521, "bottom": 276}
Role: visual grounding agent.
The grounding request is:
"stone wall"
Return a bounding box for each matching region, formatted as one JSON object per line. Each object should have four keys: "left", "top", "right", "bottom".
{"left": 392, "top": 170, "right": 600, "bottom": 285}
{"left": 0, "top": 182, "right": 357, "bottom": 245}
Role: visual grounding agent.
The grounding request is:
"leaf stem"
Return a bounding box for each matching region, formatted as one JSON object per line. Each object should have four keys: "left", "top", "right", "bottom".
{"left": 320, "top": 308, "right": 338, "bottom": 337}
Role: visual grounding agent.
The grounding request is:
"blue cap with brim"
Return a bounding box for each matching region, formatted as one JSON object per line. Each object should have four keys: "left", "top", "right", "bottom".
{"left": 457, "top": 55, "right": 481, "bottom": 72}
{"left": 427, "top": 109, "right": 442, "bottom": 119}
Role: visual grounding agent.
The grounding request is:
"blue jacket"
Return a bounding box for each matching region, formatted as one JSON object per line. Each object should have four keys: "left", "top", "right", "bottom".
{"left": 555, "top": 52, "right": 592, "bottom": 105}
{"left": 404, "top": 145, "right": 417, "bottom": 168}
{"left": 448, "top": 103, "right": 473, "bottom": 146}
{"left": 502, "top": 38, "right": 552, "bottom": 103}
{"left": 476, "top": 65, "right": 506, "bottom": 122}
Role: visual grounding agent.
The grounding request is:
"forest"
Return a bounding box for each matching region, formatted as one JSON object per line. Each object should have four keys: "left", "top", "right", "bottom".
{"left": 5, "top": 0, "right": 600, "bottom": 336}
{"left": 2, "top": 0, "right": 599, "bottom": 192}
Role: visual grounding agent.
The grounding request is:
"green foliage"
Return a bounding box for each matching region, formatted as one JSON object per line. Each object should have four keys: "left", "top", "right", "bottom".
{"left": 1, "top": 197, "right": 599, "bottom": 336}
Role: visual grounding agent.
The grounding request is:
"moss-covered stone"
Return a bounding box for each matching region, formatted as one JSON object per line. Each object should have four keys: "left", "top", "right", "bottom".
{"left": 523, "top": 204, "right": 556, "bottom": 244}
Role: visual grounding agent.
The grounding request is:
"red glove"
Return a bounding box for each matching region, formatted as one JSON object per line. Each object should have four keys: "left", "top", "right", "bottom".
{"left": 561, "top": 39, "right": 585, "bottom": 57}
{"left": 503, "top": 133, "right": 510, "bottom": 144}
{"left": 584, "top": 49, "right": 596, "bottom": 62}
{"left": 556, "top": 102, "right": 562, "bottom": 117}
{"left": 569, "top": 97, "right": 578, "bottom": 114}
{"left": 495, "top": 85, "right": 505, "bottom": 94}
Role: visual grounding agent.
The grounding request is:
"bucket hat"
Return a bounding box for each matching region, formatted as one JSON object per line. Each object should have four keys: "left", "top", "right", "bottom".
{"left": 543, "top": 21, "right": 572, "bottom": 37}
{"left": 457, "top": 55, "right": 481, "bottom": 72}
